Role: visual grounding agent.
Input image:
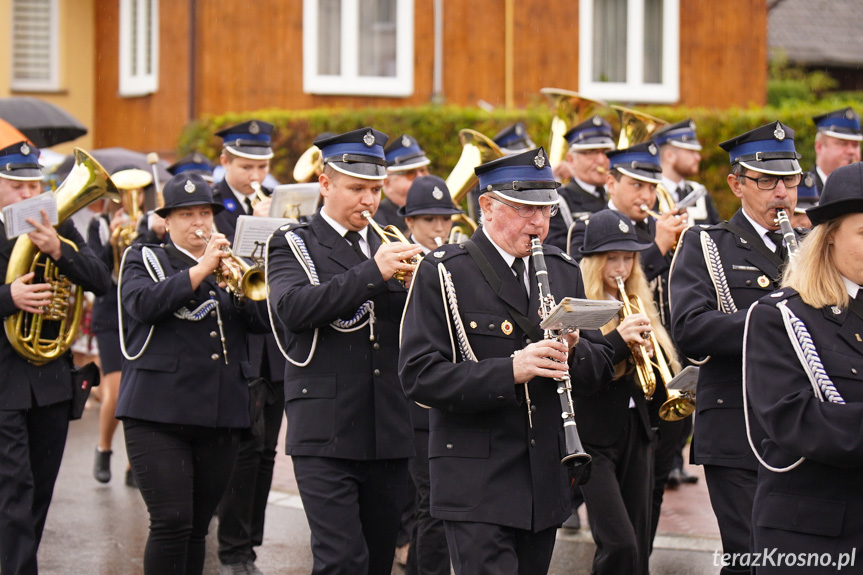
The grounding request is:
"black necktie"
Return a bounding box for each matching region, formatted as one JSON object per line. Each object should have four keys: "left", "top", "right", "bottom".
{"left": 767, "top": 231, "right": 787, "bottom": 261}
{"left": 345, "top": 231, "right": 367, "bottom": 261}
{"left": 595, "top": 185, "right": 606, "bottom": 201}
{"left": 244, "top": 197, "right": 254, "bottom": 215}
{"left": 677, "top": 183, "right": 691, "bottom": 202}
{"left": 512, "top": 258, "right": 528, "bottom": 305}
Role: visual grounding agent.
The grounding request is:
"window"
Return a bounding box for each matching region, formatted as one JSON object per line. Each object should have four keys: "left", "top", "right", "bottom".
{"left": 119, "top": 0, "right": 159, "bottom": 97}
{"left": 303, "top": 0, "right": 414, "bottom": 97}
{"left": 10, "top": 0, "right": 59, "bottom": 92}
{"left": 579, "top": 0, "right": 679, "bottom": 103}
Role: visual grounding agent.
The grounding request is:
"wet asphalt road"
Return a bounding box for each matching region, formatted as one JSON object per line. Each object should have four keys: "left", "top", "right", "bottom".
{"left": 35, "top": 408, "right": 719, "bottom": 574}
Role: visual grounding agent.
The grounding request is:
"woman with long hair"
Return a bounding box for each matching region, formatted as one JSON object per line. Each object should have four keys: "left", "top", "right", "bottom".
{"left": 744, "top": 162, "right": 863, "bottom": 573}
{"left": 576, "top": 209, "right": 680, "bottom": 575}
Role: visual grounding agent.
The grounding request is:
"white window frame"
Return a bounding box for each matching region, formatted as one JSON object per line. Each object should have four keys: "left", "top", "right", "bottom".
{"left": 10, "top": 0, "right": 60, "bottom": 92}
{"left": 578, "top": 0, "right": 679, "bottom": 103}
{"left": 303, "top": 0, "right": 414, "bottom": 97}
{"left": 119, "top": 0, "right": 159, "bottom": 97}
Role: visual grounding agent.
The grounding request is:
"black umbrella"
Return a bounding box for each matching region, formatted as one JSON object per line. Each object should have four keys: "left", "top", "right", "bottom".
{"left": 0, "top": 97, "right": 87, "bottom": 148}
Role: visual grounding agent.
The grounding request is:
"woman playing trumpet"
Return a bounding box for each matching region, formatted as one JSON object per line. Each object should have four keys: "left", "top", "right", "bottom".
{"left": 116, "top": 173, "right": 270, "bottom": 575}
{"left": 576, "top": 209, "right": 681, "bottom": 575}
{"left": 399, "top": 175, "right": 466, "bottom": 252}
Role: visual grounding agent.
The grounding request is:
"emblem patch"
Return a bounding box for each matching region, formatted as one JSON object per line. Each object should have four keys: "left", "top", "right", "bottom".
{"left": 184, "top": 179, "right": 196, "bottom": 193}
{"left": 592, "top": 116, "right": 602, "bottom": 126}
{"left": 363, "top": 131, "right": 375, "bottom": 147}
{"left": 20, "top": 143, "right": 30, "bottom": 156}
{"left": 402, "top": 135, "right": 411, "bottom": 148}
{"left": 434, "top": 250, "right": 445, "bottom": 258}
{"left": 469, "top": 321, "right": 478, "bottom": 329}
{"left": 846, "top": 109, "right": 855, "bottom": 120}
{"left": 501, "top": 320, "right": 514, "bottom": 335}
{"left": 249, "top": 121, "right": 260, "bottom": 135}
{"left": 432, "top": 186, "right": 444, "bottom": 200}
{"left": 832, "top": 306, "right": 842, "bottom": 315}
{"left": 618, "top": 220, "right": 630, "bottom": 234}
{"left": 534, "top": 151, "right": 546, "bottom": 169}
{"left": 516, "top": 124, "right": 524, "bottom": 136}
{"left": 757, "top": 275, "right": 770, "bottom": 288}
{"left": 648, "top": 142, "right": 658, "bottom": 156}
{"left": 773, "top": 123, "right": 786, "bottom": 141}
{"left": 804, "top": 173, "right": 814, "bottom": 188}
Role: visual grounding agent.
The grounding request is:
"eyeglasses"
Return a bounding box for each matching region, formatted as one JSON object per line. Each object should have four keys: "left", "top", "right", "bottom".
{"left": 738, "top": 173, "right": 802, "bottom": 190}
{"left": 490, "top": 196, "right": 559, "bottom": 218}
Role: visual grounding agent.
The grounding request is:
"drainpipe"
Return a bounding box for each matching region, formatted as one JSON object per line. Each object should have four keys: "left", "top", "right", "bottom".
{"left": 504, "top": 0, "right": 514, "bottom": 110}
{"left": 432, "top": 0, "right": 444, "bottom": 104}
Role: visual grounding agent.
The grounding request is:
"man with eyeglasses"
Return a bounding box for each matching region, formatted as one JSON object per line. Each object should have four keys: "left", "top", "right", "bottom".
{"left": 669, "top": 121, "right": 802, "bottom": 575}
{"left": 399, "top": 147, "right": 614, "bottom": 575}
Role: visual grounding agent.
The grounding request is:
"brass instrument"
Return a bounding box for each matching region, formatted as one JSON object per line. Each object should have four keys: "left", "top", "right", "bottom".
{"left": 194, "top": 229, "right": 267, "bottom": 301}
{"left": 146, "top": 152, "right": 163, "bottom": 210}
{"left": 293, "top": 144, "right": 323, "bottom": 183}
{"left": 361, "top": 210, "right": 420, "bottom": 288}
{"left": 615, "top": 276, "right": 695, "bottom": 420}
{"left": 109, "top": 169, "right": 151, "bottom": 281}
{"left": 445, "top": 129, "right": 503, "bottom": 235}
{"left": 540, "top": 88, "right": 609, "bottom": 168}
{"left": 5, "top": 149, "right": 119, "bottom": 365}
{"left": 248, "top": 181, "right": 268, "bottom": 209}
{"left": 530, "top": 236, "right": 592, "bottom": 468}
{"left": 611, "top": 105, "right": 668, "bottom": 149}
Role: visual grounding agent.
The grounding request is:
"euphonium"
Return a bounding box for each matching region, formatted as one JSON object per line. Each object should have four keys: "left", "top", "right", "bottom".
{"left": 539, "top": 87, "right": 609, "bottom": 169}
{"left": 109, "top": 168, "right": 151, "bottom": 281}
{"left": 445, "top": 129, "right": 502, "bottom": 236}
{"left": 194, "top": 229, "right": 267, "bottom": 301}
{"left": 611, "top": 105, "right": 668, "bottom": 149}
{"left": 5, "top": 149, "right": 119, "bottom": 365}
{"left": 361, "top": 210, "right": 420, "bottom": 288}
{"left": 293, "top": 144, "right": 324, "bottom": 183}
{"left": 530, "top": 236, "right": 591, "bottom": 468}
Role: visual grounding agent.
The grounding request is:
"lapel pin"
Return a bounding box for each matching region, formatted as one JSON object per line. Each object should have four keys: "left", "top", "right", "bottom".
{"left": 501, "top": 320, "right": 514, "bottom": 335}
{"left": 757, "top": 275, "right": 770, "bottom": 288}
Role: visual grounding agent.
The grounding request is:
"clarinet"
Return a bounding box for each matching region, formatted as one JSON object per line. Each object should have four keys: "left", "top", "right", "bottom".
{"left": 774, "top": 209, "right": 799, "bottom": 260}
{"left": 529, "top": 236, "right": 592, "bottom": 468}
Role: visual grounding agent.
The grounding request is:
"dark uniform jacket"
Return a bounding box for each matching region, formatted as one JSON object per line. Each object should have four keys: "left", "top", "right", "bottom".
{"left": 398, "top": 231, "right": 614, "bottom": 532}
{"left": 669, "top": 209, "right": 785, "bottom": 471}
{"left": 86, "top": 215, "right": 120, "bottom": 335}
{"left": 267, "top": 214, "right": 414, "bottom": 461}
{"left": 0, "top": 219, "right": 111, "bottom": 410}
{"left": 545, "top": 181, "right": 606, "bottom": 253}
{"left": 373, "top": 197, "right": 407, "bottom": 233}
{"left": 746, "top": 289, "right": 863, "bottom": 563}
{"left": 116, "top": 243, "right": 268, "bottom": 428}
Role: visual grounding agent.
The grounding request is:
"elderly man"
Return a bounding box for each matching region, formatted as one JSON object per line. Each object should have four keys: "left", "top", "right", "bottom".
{"left": 399, "top": 147, "right": 614, "bottom": 575}
{"left": 669, "top": 122, "right": 802, "bottom": 575}
{"left": 797, "top": 107, "right": 862, "bottom": 200}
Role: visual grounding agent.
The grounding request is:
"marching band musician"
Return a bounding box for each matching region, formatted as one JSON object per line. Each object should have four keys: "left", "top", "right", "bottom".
{"left": 401, "top": 175, "right": 464, "bottom": 253}
{"left": 267, "top": 128, "right": 421, "bottom": 575}
{"left": 669, "top": 122, "right": 803, "bottom": 575}
{"left": 0, "top": 141, "right": 111, "bottom": 575}
{"left": 796, "top": 107, "right": 862, "bottom": 199}
{"left": 116, "top": 173, "right": 270, "bottom": 575}
{"left": 399, "top": 148, "right": 614, "bottom": 575}
{"left": 744, "top": 162, "right": 863, "bottom": 574}
{"left": 577, "top": 208, "right": 680, "bottom": 575}
{"left": 211, "top": 123, "right": 286, "bottom": 575}
{"left": 376, "top": 134, "right": 432, "bottom": 233}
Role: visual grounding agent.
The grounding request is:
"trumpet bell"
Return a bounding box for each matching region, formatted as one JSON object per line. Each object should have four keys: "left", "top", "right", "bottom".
{"left": 239, "top": 267, "right": 268, "bottom": 302}
{"left": 659, "top": 392, "right": 696, "bottom": 422}
{"left": 540, "top": 88, "right": 609, "bottom": 168}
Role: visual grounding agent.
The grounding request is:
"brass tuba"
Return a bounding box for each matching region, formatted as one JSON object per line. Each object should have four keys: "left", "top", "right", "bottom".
{"left": 109, "top": 168, "right": 151, "bottom": 281}
{"left": 540, "top": 87, "right": 609, "bottom": 169}
{"left": 611, "top": 105, "right": 668, "bottom": 150}
{"left": 5, "top": 149, "right": 119, "bottom": 365}
{"left": 293, "top": 144, "right": 324, "bottom": 184}
{"left": 444, "top": 129, "right": 504, "bottom": 236}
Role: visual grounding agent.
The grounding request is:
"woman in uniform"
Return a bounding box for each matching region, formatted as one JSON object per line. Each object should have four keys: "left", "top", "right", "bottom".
{"left": 399, "top": 175, "right": 465, "bottom": 253}
{"left": 116, "top": 173, "right": 267, "bottom": 575}
{"left": 744, "top": 162, "right": 863, "bottom": 574}
{"left": 577, "top": 208, "right": 680, "bottom": 575}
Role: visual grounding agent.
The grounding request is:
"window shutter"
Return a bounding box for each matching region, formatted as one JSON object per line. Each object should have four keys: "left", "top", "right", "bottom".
{"left": 11, "top": 0, "right": 59, "bottom": 91}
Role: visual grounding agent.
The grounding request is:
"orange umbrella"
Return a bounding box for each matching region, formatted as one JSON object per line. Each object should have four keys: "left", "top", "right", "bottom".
{"left": 0, "top": 117, "right": 30, "bottom": 149}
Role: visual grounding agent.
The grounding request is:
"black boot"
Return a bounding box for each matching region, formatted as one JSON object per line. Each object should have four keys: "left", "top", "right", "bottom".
{"left": 125, "top": 468, "right": 138, "bottom": 488}
{"left": 93, "top": 448, "right": 112, "bottom": 483}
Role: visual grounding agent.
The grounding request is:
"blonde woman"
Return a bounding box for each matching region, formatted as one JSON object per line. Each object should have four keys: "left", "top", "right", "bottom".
{"left": 744, "top": 162, "right": 863, "bottom": 573}
{"left": 576, "top": 209, "right": 680, "bottom": 575}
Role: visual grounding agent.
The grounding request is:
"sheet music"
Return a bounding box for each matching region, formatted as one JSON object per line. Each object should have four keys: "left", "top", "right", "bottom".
{"left": 269, "top": 184, "right": 320, "bottom": 219}
{"left": 232, "top": 216, "right": 293, "bottom": 258}
{"left": 539, "top": 297, "right": 623, "bottom": 331}
{"left": 666, "top": 365, "right": 699, "bottom": 394}
{"left": 3, "top": 193, "right": 59, "bottom": 239}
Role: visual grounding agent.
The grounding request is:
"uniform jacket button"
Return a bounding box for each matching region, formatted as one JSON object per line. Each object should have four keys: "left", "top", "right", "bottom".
{"left": 210, "top": 331, "right": 218, "bottom": 338}
{"left": 373, "top": 369, "right": 381, "bottom": 376}
{"left": 530, "top": 439, "right": 536, "bottom": 447}
{"left": 367, "top": 283, "right": 375, "bottom": 290}
{"left": 530, "top": 404, "right": 537, "bottom": 412}
{"left": 852, "top": 368, "right": 858, "bottom": 375}
{"left": 488, "top": 323, "right": 495, "bottom": 330}
{"left": 446, "top": 443, "right": 453, "bottom": 450}
{"left": 525, "top": 338, "right": 532, "bottom": 344}
{"left": 745, "top": 280, "right": 752, "bottom": 286}
{"left": 210, "top": 353, "right": 219, "bottom": 361}
{"left": 210, "top": 311, "right": 216, "bottom": 317}
{"left": 209, "top": 290, "right": 216, "bottom": 297}
{"left": 373, "top": 343, "right": 380, "bottom": 350}
{"left": 716, "top": 398, "right": 724, "bottom": 405}
{"left": 302, "top": 388, "right": 308, "bottom": 394}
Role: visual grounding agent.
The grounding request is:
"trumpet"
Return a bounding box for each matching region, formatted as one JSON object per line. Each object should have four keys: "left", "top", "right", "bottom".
{"left": 194, "top": 229, "right": 267, "bottom": 301}
{"left": 248, "top": 181, "right": 268, "bottom": 210}
{"left": 361, "top": 210, "right": 420, "bottom": 288}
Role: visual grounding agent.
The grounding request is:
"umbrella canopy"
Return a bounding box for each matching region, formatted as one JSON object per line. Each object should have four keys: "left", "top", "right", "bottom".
{"left": 0, "top": 97, "right": 87, "bottom": 148}
{"left": 52, "top": 147, "right": 172, "bottom": 183}
{"left": 0, "top": 118, "right": 30, "bottom": 149}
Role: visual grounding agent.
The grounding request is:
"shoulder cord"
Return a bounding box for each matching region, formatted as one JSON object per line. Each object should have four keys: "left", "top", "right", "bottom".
{"left": 265, "top": 231, "right": 376, "bottom": 367}
{"left": 700, "top": 231, "right": 738, "bottom": 314}
{"left": 742, "top": 300, "right": 845, "bottom": 473}
{"left": 438, "top": 262, "right": 476, "bottom": 363}
{"left": 118, "top": 246, "right": 228, "bottom": 363}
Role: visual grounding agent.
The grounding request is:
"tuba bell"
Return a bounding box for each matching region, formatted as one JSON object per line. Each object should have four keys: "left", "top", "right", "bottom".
{"left": 293, "top": 144, "right": 324, "bottom": 184}
{"left": 109, "top": 168, "right": 151, "bottom": 281}
{"left": 444, "top": 129, "right": 503, "bottom": 236}
{"left": 611, "top": 105, "right": 668, "bottom": 150}
{"left": 540, "top": 87, "right": 609, "bottom": 169}
{"left": 5, "top": 149, "right": 119, "bottom": 365}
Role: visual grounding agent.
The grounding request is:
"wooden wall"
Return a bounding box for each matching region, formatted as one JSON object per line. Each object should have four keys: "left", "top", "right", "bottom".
{"left": 93, "top": 0, "right": 766, "bottom": 153}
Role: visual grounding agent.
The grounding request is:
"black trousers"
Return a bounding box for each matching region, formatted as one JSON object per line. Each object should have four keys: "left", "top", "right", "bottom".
{"left": 405, "top": 429, "right": 450, "bottom": 575}
{"left": 293, "top": 455, "right": 409, "bottom": 575}
{"left": 217, "top": 381, "right": 285, "bottom": 564}
{"left": 0, "top": 401, "right": 69, "bottom": 575}
{"left": 124, "top": 418, "right": 241, "bottom": 575}
{"left": 704, "top": 465, "right": 757, "bottom": 575}
{"left": 580, "top": 410, "right": 652, "bottom": 575}
{"left": 443, "top": 520, "right": 557, "bottom": 575}
{"left": 649, "top": 417, "right": 683, "bottom": 551}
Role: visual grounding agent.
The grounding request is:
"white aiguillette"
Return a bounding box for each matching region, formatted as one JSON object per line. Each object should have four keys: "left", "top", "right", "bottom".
{"left": 539, "top": 297, "right": 624, "bottom": 331}
{"left": 3, "top": 192, "right": 59, "bottom": 239}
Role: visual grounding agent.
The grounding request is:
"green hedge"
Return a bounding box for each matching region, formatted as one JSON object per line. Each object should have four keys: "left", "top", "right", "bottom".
{"left": 178, "top": 97, "right": 863, "bottom": 220}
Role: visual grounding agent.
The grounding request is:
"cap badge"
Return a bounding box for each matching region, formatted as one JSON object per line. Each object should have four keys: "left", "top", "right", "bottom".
{"left": 432, "top": 186, "right": 444, "bottom": 200}
{"left": 757, "top": 275, "right": 770, "bottom": 288}
{"left": 249, "top": 121, "right": 260, "bottom": 135}
{"left": 184, "top": 179, "right": 196, "bottom": 193}
{"left": 193, "top": 153, "right": 203, "bottom": 162}
{"left": 501, "top": 320, "right": 514, "bottom": 335}
{"left": 401, "top": 135, "right": 411, "bottom": 148}
{"left": 516, "top": 124, "right": 524, "bottom": 136}
{"left": 618, "top": 220, "right": 630, "bottom": 234}
{"left": 20, "top": 143, "right": 30, "bottom": 156}
{"left": 689, "top": 120, "right": 697, "bottom": 130}
{"left": 774, "top": 123, "right": 786, "bottom": 141}
{"left": 592, "top": 116, "right": 602, "bottom": 126}
{"left": 363, "top": 131, "right": 376, "bottom": 147}
{"left": 434, "top": 250, "right": 445, "bottom": 259}
{"left": 534, "top": 151, "right": 546, "bottom": 169}
{"left": 804, "top": 173, "right": 815, "bottom": 188}
{"left": 846, "top": 109, "right": 855, "bottom": 120}
{"left": 648, "top": 143, "right": 658, "bottom": 155}
{"left": 832, "top": 306, "right": 842, "bottom": 315}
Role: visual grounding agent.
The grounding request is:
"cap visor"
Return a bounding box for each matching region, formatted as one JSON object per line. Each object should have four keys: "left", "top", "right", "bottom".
{"left": 738, "top": 159, "right": 801, "bottom": 176}
{"left": 670, "top": 140, "right": 703, "bottom": 151}
{"left": 821, "top": 129, "right": 863, "bottom": 142}
{"left": 387, "top": 156, "right": 431, "bottom": 172}
{"left": 580, "top": 238, "right": 652, "bottom": 255}
{"left": 616, "top": 167, "right": 662, "bottom": 185}
{"left": 569, "top": 138, "right": 616, "bottom": 151}
{"left": 494, "top": 188, "right": 560, "bottom": 206}
{"left": 0, "top": 169, "right": 43, "bottom": 181}
{"left": 398, "top": 205, "right": 465, "bottom": 217}
{"left": 155, "top": 200, "right": 224, "bottom": 218}
{"left": 224, "top": 145, "right": 274, "bottom": 160}
{"left": 329, "top": 161, "right": 387, "bottom": 181}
